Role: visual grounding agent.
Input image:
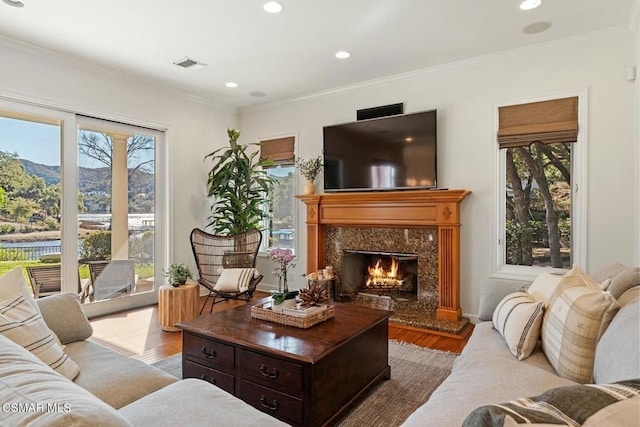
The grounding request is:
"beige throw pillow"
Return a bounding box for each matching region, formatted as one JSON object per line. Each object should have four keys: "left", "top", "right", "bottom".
{"left": 492, "top": 292, "right": 544, "bottom": 360}
{"left": 541, "top": 265, "right": 620, "bottom": 383}
{"left": 527, "top": 272, "right": 564, "bottom": 306}
{"left": 0, "top": 334, "right": 130, "bottom": 426}
{"left": 0, "top": 294, "right": 80, "bottom": 380}
{"left": 607, "top": 266, "right": 640, "bottom": 300}
{"left": 214, "top": 268, "right": 258, "bottom": 293}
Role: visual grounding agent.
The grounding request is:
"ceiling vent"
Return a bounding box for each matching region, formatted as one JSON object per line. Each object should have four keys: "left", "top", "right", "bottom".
{"left": 173, "top": 57, "right": 207, "bottom": 70}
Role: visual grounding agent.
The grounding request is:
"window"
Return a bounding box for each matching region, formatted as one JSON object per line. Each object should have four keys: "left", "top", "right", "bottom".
{"left": 260, "top": 136, "right": 296, "bottom": 252}
{"left": 496, "top": 95, "right": 586, "bottom": 278}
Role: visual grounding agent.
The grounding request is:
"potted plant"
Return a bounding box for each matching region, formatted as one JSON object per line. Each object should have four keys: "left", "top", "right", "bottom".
{"left": 268, "top": 248, "right": 298, "bottom": 312}
{"left": 296, "top": 156, "right": 323, "bottom": 195}
{"left": 205, "top": 128, "right": 276, "bottom": 234}
{"left": 163, "top": 263, "right": 192, "bottom": 287}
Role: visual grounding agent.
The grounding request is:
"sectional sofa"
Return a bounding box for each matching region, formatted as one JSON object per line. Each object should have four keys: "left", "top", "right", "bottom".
{"left": 0, "top": 267, "right": 287, "bottom": 426}
{"left": 2, "top": 262, "right": 638, "bottom": 426}
{"left": 403, "top": 264, "right": 640, "bottom": 426}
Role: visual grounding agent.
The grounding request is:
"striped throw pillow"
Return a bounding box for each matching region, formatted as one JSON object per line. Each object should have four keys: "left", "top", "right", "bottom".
{"left": 492, "top": 292, "right": 545, "bottom": 360}
{"left": 0, "top": 294, "right": 80, "bottom": 380}
{"left": 463, "top": 379, "right": 640, "bottom": 426}
{"left": 214, "top": 268, "right": 258, "bottom": 292}
{"left": 541, "top": 265, "right": 620, "bottom": 384}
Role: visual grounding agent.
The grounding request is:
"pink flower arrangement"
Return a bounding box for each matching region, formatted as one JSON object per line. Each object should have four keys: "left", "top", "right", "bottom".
{"left": 267, "top": 248, "right": 296, "bottom": 292}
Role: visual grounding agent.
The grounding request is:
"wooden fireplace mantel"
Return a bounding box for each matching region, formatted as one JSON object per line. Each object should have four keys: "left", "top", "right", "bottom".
{"left": 296, "top": 189, "right": 471, "bottom": 321}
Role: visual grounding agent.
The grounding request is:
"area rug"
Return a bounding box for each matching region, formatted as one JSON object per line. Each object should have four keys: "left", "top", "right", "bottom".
{"left": 151, "top": 340, "right": 457, "bottom": 427}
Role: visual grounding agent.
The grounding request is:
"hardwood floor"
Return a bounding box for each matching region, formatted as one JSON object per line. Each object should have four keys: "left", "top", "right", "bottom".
{"left": 90, "top": 291, "right": 472, "bottom": 364}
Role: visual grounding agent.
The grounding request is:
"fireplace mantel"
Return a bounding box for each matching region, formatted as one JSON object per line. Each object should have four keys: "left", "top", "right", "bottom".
{"left": 296, "top": 189, "right": 471, "bottom": 321}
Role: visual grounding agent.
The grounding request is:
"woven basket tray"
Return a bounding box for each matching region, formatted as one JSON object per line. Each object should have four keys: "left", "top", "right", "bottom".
{"left": 251, "top": 302, "right": 335, "bottom": 329}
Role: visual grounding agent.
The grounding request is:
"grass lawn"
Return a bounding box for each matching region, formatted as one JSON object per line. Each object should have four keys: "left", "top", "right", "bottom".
{"left": 0, "top": 261, "right": 155, "bottom": 293}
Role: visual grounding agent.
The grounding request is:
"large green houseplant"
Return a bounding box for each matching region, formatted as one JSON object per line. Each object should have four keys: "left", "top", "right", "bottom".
{"left": 205, "top": 129, "right": 276, "bottom": 234}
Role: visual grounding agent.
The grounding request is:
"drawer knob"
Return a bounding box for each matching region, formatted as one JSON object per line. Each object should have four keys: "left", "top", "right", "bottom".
{"left": 260, "top": 395, "right": 279, "bottom": 411}
{"left": 259, "top": 364, "right": 279, "bottom": 379}
{"left": 199, "top": 374, "right": 216, "bottom": 385}
{"left": 200, "top": 346, "right": 217, "bottom": 359}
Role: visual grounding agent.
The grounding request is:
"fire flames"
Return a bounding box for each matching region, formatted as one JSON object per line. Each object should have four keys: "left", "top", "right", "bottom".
{"left": 366, "top": 258, "right": 404, "bottom": 289}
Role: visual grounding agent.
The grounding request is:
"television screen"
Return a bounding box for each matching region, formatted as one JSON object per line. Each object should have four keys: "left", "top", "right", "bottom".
{"left": 323, "top": 110, "right": 437, "bottom": 192}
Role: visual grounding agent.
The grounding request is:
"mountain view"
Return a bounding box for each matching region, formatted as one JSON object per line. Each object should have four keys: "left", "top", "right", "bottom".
{"left": 21, "top": 159, "right": 154, "bottom": 195}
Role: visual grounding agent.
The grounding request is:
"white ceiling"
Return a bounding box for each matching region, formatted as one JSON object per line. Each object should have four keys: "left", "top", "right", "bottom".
{"left": 0, "top": 0, "right": 636, "bottom": 109}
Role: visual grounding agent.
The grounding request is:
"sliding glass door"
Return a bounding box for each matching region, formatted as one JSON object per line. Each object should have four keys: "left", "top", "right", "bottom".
{"left": 0, "top": 99, "right": 166, "bottom": 317}
{"left": 77, "top": 116, "right": 164, "bottom": 314}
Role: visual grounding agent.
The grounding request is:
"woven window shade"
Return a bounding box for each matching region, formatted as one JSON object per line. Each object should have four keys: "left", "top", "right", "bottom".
{"left": 498, "top": 97, "right": 578, "bottom": 148}
{"left": 260, "top": 137, "right": 295, "bottom": 162}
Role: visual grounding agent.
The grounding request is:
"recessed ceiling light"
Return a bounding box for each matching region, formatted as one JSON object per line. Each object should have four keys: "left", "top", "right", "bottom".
{"left": 522, "top": 21, "right": 552, "bottom": 34}
{"left": 263, "top": 1, "right": 283, "bottom": 13}
{"left": 520, "top": 0, "right": 541, "bottom": 10}
{"left": 335, "top": 51, "right": 351, "bottom": 59}
{"left": 2, "top": 0, "right": 25, "bottom": 7}
{"left": 225, "top": 82, "right": 238, "bottom": 88}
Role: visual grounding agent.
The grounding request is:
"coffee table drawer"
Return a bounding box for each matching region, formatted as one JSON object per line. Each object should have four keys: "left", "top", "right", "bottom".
{"left": 239, "top": 379, "right": 303, "bottom": 425}
{"left": 240, "top": 349, "right": 303, "bottom": 391}
{"left": 183, "top": 333, "right": 235, "bottom": 370}
{"left": 184, "top": 359, "right": 235, "bottom": 394}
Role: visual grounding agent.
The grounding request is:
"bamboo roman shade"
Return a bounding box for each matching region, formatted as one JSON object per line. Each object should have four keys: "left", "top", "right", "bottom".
{"left": 260, "top": 136, "right": 295, "bottom": 162}
{"left": 498, "top": 97, "right": 578, "bottom": 148}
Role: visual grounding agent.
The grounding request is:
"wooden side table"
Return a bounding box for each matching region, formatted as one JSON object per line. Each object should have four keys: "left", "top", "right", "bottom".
{"left": 158, "top": 283, "right": 199, "bottom": 332}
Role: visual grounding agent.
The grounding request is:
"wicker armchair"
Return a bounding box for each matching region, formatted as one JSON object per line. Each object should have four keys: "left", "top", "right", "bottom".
{"left": 190, "top": 228, "right": 263, "bottom": 314}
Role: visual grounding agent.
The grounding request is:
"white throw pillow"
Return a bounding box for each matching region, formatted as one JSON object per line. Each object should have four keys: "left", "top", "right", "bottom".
{"left": 527, "top": 272, "right": 564, "bottom": 306}
{"left": 492, "top": 292, "right": 545, "bottom": 360}
{"left": 0, "top": 267, "right": 40, "bottom": 313}
{"left": 0, "top": 294, "right": 80, "bottom": 380}
{"left": 541, "top": 265, "right": 620, "bottom": 383}
{"left": 214, "top": 268, "right": 258, "bottom": 293}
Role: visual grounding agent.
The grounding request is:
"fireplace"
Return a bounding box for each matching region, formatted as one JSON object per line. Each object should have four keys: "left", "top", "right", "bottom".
{"left": 296, "top": 189, "right": 471, "bottom": 334}
{"left": 342, "top": 250, "right": 418, "bottom": 300}
{"left": 324, "top": 226, "right": 440, "bottom": 317}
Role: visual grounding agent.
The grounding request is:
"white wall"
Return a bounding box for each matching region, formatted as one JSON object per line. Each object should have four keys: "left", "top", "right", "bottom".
{"left": 635, "top": 17, "right": 640, "bottom": 266}
{"left": 0, "top": 41, "right": 238, "bottom": 273}
{"left": 239, "top": 29, "right": 637, "bottom": 319}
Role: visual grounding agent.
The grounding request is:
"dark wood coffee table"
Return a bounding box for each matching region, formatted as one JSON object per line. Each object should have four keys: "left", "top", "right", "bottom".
{"left": 177, "top": 300, "right": 391, "bottom": 427}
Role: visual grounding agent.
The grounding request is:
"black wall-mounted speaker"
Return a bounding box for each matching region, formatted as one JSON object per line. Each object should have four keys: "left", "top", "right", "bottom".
{"left": 356, "top": 103, "right": 404, "bottom": 121}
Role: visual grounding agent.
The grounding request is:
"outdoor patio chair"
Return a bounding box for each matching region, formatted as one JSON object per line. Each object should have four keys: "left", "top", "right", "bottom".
{"left": 26, "top": 264, "right": 62, "bottom": 299}
{"left": 88, "top": 260, "right": 136, "bottom": 301}
{"left": 27, "top": 264, "right": 90, "bottom": 301}
{"left": 190, "top": 228, "right": 263, "bottom": 314}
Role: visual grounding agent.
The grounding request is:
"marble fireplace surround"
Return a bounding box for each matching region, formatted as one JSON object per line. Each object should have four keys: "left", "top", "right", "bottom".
{"left": 297, "top": 190, "right": 471, "bottom": 333}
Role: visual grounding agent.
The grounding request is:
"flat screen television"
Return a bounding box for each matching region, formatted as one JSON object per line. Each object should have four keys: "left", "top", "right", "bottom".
{"left": 323, "top": 110, "right": 437, "bottom": 192}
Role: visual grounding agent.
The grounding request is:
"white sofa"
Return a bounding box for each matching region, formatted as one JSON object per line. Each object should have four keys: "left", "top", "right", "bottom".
{"left": 0, "top": 266, "right": 288, "bottom": 427}
{"left": 402, "top": 265, "right": 640, "bottom": 427}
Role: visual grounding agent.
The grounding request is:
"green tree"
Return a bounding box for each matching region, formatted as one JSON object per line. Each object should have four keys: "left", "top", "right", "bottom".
{"left": 6, "top": 197, "right": 37, "bottom": 231}
{"left": 38, "top": 184, "right": 61, "bottom": 217}
{"left": 0, "top": 187, "right": 5, "bottom": 209}
{"left": 0, "top": 151, "right": 32, "bottom": 194}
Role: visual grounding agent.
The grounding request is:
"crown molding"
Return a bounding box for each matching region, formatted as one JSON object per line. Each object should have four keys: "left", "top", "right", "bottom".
{"left": 241, "top": 26, "right": 633, "bottom": 114}
{"left": 0, "top": 34, "right": 238, "bottom": 114}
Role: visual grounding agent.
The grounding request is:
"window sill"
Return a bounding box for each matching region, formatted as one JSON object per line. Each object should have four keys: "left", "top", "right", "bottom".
{"left": 492, "top": 265, "right": 568, "bottom": 282}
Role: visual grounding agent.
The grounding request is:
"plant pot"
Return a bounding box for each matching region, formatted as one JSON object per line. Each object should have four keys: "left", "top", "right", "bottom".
{"left": 271, "top": 298, "right": 296, "bottom": 313}
{"left": 303, "top": 180, "right": 316, "bottom": 195}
